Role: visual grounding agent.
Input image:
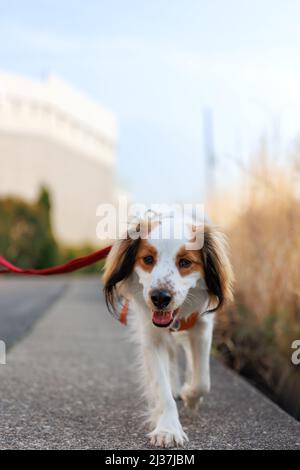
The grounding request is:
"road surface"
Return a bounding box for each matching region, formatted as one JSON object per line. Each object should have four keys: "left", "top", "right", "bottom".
{"left": 0, "top": 277, "right": 66, "bottom": 349}
{"left": 0, "top": 277, "right": 299, "bottom": 449}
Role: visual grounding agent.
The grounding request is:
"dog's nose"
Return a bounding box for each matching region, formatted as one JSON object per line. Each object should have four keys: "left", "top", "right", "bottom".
{"left": 150, "top": 289, "right": 172, "bottom": 309}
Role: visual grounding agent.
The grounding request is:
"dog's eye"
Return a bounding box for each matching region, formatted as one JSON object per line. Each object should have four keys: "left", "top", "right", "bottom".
{"left": 143, "top": 255, "right": 154, "bottom": 265}
{"left": 179, "top": 258, "right": 192, "bottom": 268}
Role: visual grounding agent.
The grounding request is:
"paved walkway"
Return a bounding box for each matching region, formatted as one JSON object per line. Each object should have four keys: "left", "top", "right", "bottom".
{"left": 0, "top": 277, "right": 66, "bottom": 348}
{"left": 0, "top": 278, "right": 299, "bottom": 449}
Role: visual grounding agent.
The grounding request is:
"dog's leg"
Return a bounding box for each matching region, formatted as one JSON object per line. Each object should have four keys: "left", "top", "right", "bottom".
{"left": 169, "top": 342, "right": 181, "bottom": 400}
{"left": 181, "top": 315, "right": 213, "bottom": 409}
{"left": 174, "top": 331, "right": 192, "bottom": 386}
{"left": 142, "top": 337, "right": 188, "bottom": 447}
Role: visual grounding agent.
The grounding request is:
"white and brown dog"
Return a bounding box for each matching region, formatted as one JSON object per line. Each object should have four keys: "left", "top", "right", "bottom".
{"left": 102, "top": 213, "right": 233, "bottom": 447}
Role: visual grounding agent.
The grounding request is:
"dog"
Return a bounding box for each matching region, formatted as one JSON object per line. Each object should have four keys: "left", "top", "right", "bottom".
{"left": 102, "top": 212, "right": 233, "bottom": 447}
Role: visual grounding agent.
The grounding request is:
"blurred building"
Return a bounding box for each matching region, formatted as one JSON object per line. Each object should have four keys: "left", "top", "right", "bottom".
{"left": 0, "top": 71, "right": 118, "bottom": 244}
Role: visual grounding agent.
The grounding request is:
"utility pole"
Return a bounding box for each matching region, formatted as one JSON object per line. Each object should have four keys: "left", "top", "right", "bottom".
{"left": 203, "top": 108, "right": 216, "bottom": 198}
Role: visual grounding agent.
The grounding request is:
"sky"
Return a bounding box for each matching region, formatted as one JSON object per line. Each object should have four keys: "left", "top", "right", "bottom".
{"left": 1, "top": 0, "right": 300, "bottom": 204}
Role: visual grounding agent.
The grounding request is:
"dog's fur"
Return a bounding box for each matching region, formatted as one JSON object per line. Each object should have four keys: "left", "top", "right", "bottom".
{"left": 102, "top": 214, "right": 233, "bottom": 447}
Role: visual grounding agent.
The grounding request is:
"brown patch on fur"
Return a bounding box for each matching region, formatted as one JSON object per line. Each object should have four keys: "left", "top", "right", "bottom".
{"left": 182, "top": 223, "right": 234, "bottom": 310}
{"left": 102, "top": 235, "right": 141, "bottom": 312}
{"left": 201, "top": 224, "right": 234, "bottom": 311}
{"left": 176, "top": 246, "right": 205, "bottom": 277}
{"left": 135, "top": 239, "right": 158, "bottom": 272}
{"left": 102, "top": 218, "right": 162, "bottom": 312}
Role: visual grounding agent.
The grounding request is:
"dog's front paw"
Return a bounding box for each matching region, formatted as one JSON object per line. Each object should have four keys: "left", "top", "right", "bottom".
{"left": 181, "top": 383, "right": 207, "bottom": 409}
{"left": 148, "top": 414, "right": 188, "bottom": 448}
{"left": 148, "top": 427, "right": 188, "bottom": 448}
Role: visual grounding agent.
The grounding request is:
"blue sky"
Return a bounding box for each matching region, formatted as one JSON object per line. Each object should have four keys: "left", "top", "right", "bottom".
{"left": 1, "top": 0, "right": 300, "bottom": 203}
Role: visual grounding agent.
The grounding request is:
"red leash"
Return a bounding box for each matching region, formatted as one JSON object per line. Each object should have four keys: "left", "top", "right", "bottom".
{"left": 0, "top": 245, "right": 112, "bottom": 276}
{"left": 0, "top": 245, "right": 200, "bottom": 332}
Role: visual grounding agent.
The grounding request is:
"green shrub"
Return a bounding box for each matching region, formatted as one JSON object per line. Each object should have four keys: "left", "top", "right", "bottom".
{"left": 0, "top": 187, "right": 105, "bottom": 275}
{"left": 0, "top": 187, "right": 58, "bottom": 269}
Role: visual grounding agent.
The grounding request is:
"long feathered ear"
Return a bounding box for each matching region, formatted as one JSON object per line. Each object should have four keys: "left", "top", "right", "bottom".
{"left": 102, "top": 234, "right": 141, "bottom": 313}
{"left": 202, "top": 224, "right": 234, "bottom": 312}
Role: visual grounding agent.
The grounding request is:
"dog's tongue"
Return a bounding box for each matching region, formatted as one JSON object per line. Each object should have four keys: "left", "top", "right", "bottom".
{"left": 152, "top": 310, "right": 173, "bottom": 326}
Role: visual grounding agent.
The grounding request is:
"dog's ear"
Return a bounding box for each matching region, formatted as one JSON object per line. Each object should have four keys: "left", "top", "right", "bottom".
{"left": 102, "top": 233, "right": 141, "bottom": 313}
{"left": 202, "top": 224, "right": 234, "bottom": 312}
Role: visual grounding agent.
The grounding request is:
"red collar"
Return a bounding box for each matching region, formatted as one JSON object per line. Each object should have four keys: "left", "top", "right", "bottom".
{"left": 119, "top": 300, "right": 199, "bottom": 332}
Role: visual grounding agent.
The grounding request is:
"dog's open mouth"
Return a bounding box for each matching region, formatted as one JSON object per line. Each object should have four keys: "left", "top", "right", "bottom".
{"left": 152, "top": 308, "right": 179, "bottom": 328}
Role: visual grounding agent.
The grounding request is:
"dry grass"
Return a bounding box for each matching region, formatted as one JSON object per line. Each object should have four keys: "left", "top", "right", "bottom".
{"left": 210, "top": 154, "right": 300, "bottom": 417}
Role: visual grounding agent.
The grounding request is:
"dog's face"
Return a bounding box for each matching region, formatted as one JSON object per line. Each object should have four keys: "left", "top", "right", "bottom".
{"left": 134, "top": 223, "right": 206, "bottom": 327}
{"left": 103, "top": 216, "right": 233, "bottom": 328}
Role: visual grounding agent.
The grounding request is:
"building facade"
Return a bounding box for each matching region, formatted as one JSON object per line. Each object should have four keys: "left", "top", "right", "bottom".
{"left": 0, "top": 71, "right": 118, "bottom": 244}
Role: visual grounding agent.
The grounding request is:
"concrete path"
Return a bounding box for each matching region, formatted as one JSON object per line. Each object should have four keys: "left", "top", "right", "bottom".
{"left": 0, "top": 277, "right": 66, "bottom": 348}
{"left": 0, "top": 278, "right": 299, "bottom": 450}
